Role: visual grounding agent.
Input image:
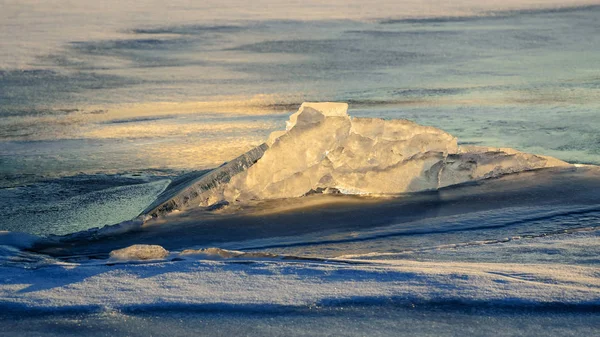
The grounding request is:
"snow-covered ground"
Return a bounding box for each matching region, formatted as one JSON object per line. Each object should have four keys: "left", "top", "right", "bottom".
{"left": 1, "top": 242, "right": 598, "bottom": 312}
{"left": 1, "top": 228, "right": 599, "bottom": 337}
{"left": 1, "top": 166, "right": 600, "bottom": 336}
{"left": 2, "top": 167, "right": 599, "bottom": 313}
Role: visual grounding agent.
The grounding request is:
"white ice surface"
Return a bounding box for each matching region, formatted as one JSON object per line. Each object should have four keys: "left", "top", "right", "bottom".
{"left": 1, "top": 250, "right": 598, "bottom": 312}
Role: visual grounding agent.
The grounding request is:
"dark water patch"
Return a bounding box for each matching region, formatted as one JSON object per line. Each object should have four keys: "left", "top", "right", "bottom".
{"left": 512, "top": 31, "right": 556, "bottom": 44}
{"left": 36, "top": 54, "right": 90, "bottom": 69}
{"left": 0, "top": 174, "right": 163, "bottom": 204}
{"left": 229, "top": 38, "right": 431, "bottom": 78}
{"left": 458, "top": 141, "right": 484, "bottom": 145}
{"left": 38, "top": 51, "right": 204, "bottom": 71}
{"left": 381, "top": 16, "right": 498, "bottom": 25}
{"left": 230, "top": 38, "right": 361, "bottom": 54}
{"left": 229, "top": 37, "right": 433, "bottom": 67}
{"left": 380, "top": 4, "right": 600, "bottom": 24}
{"left": 392, "top": 88, "right": 466, "bottom": 97}
{"left": 0, "top": 69, "right": 136, "bottom": 107}
{"left": 70, "top": 38, "right": 192, "bottom": 53}
{"left": 0, "top": 173, "right": 172, "bottom": 236}
{"left": 101, "top": 115, "right": 176, "bottom": 125}
{"left": 499, "top": 4, "right": 600, "bottom": 17}
{"left": 0, "top": 173, "right": 43, "bottom": 189}
{"left": 36, "top": 23, "right": 257, "bottom": 72}
{"left": 86, "top": 109, "right": 107, "bottom": 115}
{"left": 63, "top": 37, "right": 210, "bottom": 70}
{"left": 0, "top": 69, "right": 130, "bottom": 90}
{"left": 0, "top": 107, "right": 76, "bottom": 118}
{"left": 344, "top": 29, "right": 458, "bottom": 37}
{"left": 131, "top": 24, "right": 245, "bottom": 35}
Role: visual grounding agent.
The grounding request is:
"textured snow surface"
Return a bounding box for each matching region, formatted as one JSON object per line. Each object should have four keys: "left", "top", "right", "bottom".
{"left": 1, "top": 253, "right": 598, "bottom": 312}
{"left": 195, "top": 102, "right": 570, "bottom": 205}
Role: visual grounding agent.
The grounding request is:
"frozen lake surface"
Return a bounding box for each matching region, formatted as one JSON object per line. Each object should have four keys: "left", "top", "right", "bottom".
{"left": 1, "top": 2, "right": 599, "bottom": 336}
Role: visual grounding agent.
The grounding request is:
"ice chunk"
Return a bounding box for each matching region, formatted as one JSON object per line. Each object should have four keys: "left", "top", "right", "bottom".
{"left": 143, "top": 144, "right": 268, "bottom": 217}
{"left": 439, "top": 146, "right": 571, "bottom": 188}
{"left": 218, "top": 102, "right": 569, "bottom": 203}
{"left": 109, "top": 244, "right": 169, "bottom": 261}
{"left": 285, "top": 102, "right": 350, "bottom": 131}
{"left": 140, "top": 102, "right": 571, "bottom": 212}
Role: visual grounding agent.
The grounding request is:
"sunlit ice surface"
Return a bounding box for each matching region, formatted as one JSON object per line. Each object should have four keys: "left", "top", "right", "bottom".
{"left": 1, "top": 2, "right": 600, "bottom": 185}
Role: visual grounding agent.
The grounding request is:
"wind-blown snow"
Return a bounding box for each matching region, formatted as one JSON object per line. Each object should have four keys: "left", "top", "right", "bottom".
{"left": 1, "top": 249, "right": 598, "bottom": 312}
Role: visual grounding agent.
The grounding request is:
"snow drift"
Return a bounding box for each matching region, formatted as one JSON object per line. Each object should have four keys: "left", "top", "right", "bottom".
{"left": 144, "top": 102, "right": 570, "bottom": 214}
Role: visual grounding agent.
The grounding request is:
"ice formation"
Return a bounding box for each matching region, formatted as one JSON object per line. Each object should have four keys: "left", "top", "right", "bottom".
{"left": 144, "top": 102, "right": 570, "bottom": 213}
{"left": 205, "top": 103, "right": 568, "bottom": 205}
{"left": 144, "top": 145, "right": 267, "bottom": 217}
{"left": 109, "top": 244, "right": 169, "bottom": 261}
